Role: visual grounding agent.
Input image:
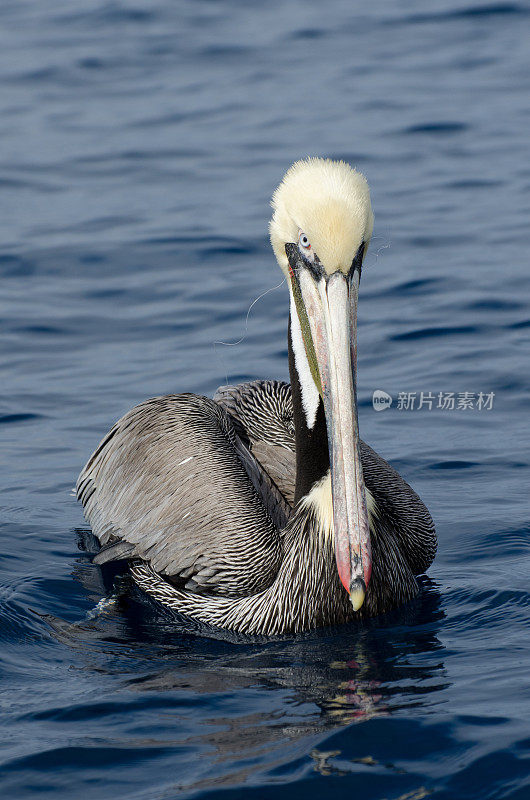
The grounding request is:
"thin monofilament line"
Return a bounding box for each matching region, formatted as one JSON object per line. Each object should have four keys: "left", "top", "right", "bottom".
{"left": 370, "top": 238, "right": 391, "bottom": 263}
{"left": 213, "top": 277, "right": 285, "bottom": 384}
{"left": 214, "top": 277, "right": 286, "bottom": 348}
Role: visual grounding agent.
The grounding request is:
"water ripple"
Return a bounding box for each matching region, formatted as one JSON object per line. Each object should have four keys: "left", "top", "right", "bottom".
{"left": 0, "top": 1, "right": 528, "bottom": 799}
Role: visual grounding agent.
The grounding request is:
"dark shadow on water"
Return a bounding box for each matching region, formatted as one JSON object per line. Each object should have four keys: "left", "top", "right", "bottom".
{"left": 25, "top": 531, "right": 449, "bottom": 792}
{"left": 41, "top": 533, "right": 449, "bottom": 747}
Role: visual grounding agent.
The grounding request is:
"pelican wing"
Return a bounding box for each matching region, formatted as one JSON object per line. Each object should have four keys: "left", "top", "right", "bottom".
{"left": 356, "top": 439, "right": 437, "bottom": 575}
{"left": 215, "top": 380, "right": 436, "bottom": 575}
{"left": 77, "top": 394, "right": 285, "bottom": 597}
{"left": 214, "top": 380, "right": 296, "bottom": 507}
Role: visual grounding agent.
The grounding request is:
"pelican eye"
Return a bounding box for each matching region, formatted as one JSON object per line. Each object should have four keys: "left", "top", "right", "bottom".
{"left": 298, "top": 230, "right": 315, "bottom": 262}
{"left": 298, "top": 231, "right": 311, "bottom": 250}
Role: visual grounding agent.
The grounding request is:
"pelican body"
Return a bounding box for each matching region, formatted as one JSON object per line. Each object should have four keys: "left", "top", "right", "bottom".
{"left": 77, "top": 159, "right": 436, "bottom": 635}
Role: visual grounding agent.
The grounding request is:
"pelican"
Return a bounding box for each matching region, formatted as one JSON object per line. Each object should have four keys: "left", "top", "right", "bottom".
{"left": 77, "top": 158, "right": 436, "bottom": 635}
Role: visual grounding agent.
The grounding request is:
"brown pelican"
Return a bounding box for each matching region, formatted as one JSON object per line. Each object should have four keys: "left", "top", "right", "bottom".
{"left": 77, "top": 158, "right": 436, "bottom": 635}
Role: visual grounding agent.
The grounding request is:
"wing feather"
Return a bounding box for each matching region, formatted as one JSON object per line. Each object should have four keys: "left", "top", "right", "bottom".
{"left": 215, "top": 380, "right": 436, "bottom": 575}
{"left": 77, "top": 394, "right": 284, "bottom": 597}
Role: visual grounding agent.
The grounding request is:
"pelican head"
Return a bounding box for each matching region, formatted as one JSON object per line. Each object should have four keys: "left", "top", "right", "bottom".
{"left": 269, "top": 158, "right": 374, "bottom": 611}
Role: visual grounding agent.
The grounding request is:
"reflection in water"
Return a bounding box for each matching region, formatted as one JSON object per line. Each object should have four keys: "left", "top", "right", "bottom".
{"left": 40, "top": 530, "right": 449, "bottom": 793}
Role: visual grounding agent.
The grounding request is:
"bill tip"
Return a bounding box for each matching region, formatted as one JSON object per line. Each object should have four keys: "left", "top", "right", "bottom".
{"left": 349, "top": 580, "right": 366, "bottom": 612}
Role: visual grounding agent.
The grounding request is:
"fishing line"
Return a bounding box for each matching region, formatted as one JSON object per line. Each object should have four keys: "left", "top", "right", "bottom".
{"left": 213, "top": 277, "right": 286, "bottom": 384}
{"left": 371, "top": 237, "right": 391, "bottom": 263}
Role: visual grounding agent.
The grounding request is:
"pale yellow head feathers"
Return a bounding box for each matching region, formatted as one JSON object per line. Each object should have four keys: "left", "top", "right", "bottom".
{"left": 269, "top": 158, "right": 374, "bottom": 276}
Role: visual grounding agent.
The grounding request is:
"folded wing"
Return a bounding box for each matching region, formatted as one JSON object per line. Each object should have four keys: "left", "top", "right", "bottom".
{"left": 77, "top": 394, "right": 285, "bottom": 597}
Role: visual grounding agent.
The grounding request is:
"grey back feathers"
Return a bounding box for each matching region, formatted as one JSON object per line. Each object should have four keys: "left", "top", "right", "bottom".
{"left": 78, "top": 394, "right": 284, "bottom": 598}
{"left": 214, "top": 381, "right": 297, "bottom": 507}
{"left": 77, "top": 380, "right": 436, "bottom": 634}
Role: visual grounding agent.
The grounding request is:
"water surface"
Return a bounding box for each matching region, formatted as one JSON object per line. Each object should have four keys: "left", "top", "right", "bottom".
{"left": 1, "top": 2, "right": 529, "bottom": 798}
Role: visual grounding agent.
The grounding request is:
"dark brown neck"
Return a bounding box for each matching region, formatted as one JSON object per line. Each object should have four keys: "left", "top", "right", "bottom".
{"left": 288, "top": 315, "right": 330, "bottom": 504}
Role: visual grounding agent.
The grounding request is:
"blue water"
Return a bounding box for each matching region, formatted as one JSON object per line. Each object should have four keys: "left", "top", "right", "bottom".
{"left": 1, "top": 1, "right": 529, "bottom": 798}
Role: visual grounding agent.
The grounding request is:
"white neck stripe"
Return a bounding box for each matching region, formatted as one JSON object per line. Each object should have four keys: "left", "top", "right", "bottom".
{"left": 290, "top": 291, "right": 320, "bottom": 430}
